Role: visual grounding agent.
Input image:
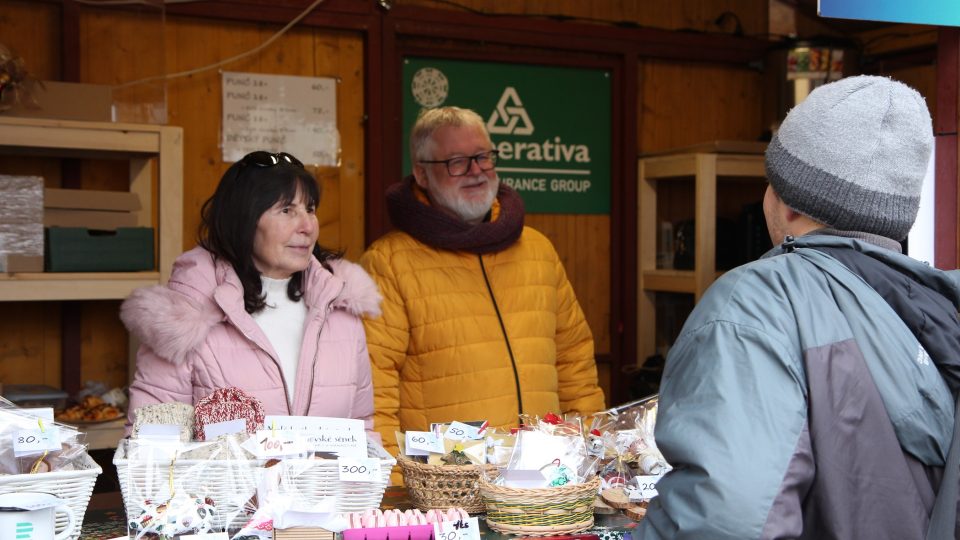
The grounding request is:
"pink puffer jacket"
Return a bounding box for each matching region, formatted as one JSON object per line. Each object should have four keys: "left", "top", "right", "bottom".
{"left": 121, "top": 247, "right": 382, "bottom": 434}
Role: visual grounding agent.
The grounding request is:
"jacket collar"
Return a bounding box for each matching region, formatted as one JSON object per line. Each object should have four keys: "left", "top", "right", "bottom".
{"left": 120, "top": 247, "right": 381, "bottom": 365}
{"left": 767, "top": 233, "right": 960, "bottom": 309}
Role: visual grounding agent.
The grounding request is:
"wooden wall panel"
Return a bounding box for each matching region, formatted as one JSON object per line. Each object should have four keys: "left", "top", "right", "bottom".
{"left": 79, "top": 301, "right": 129, "bottom": 390}
{"left": 0, "top": 303, "right": 60, "bottom": 387}
{"left": 0, "top": 3, "right": 61, "bottom": 392}
{"left": 0, "top": 0, "right": 60, "bottom": 79}
{"left": 639, "top": 60, "right": 765, "bottom": 152}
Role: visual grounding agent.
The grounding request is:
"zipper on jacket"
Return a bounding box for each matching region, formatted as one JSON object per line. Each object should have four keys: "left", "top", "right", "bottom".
{"left": 299, "top": 279, "right": 344, "bottom": 415}
{"left": 301, "top": 299, "right": 334, "bottom": 415}
{"left": 478, "top": 254, "right": 524, "bottom": 418}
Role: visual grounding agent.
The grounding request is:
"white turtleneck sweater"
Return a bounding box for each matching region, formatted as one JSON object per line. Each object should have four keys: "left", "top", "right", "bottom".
{"left": 251, "top": 276, "right": 308, "bottom": 407}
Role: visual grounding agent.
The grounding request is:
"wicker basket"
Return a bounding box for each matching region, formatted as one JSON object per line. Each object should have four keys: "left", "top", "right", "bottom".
{"left": 398, "top": 455, "right": 498, "bottom": 514}
{"left": 479, "top": 475, "right": 600, "bottom": 536}
{"left": 277, "top": 443, "right": 395, "bottom": 511}
{"left": 0, "top": 453, "right": 102, "bottom": 540}
{"left": 114, "top": 441, "right": 396, "bottom": 531}
{"left": 114, "top": 442, "right": 261, "bottom": 531}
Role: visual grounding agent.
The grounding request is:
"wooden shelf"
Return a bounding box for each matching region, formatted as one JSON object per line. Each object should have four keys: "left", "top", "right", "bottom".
{"left": 641, "top": 270, "right": 696, "bottom": 294}
{"left": 637, "top": 143, "right": 767, "bottom": 362}
{"left": 0, "top": 272, "right": 161, "bottom": 301}
{"left": 641, "top": 270, "right": 727, "bottom": 294}
{"left": 0, "top": 116, "right": 183, "bottom": 287}
{"left": 0, "top": 118, "right": 183, "bottom": 444}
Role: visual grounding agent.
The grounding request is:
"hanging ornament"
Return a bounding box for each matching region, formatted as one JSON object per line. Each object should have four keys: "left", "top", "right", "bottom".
{"left": 0, "top": 43, "right": 43, "bottom": 112}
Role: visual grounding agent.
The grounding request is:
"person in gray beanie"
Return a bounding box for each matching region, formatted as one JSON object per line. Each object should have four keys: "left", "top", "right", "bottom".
{"left": 766, "top": 75, "right": 932, "bottom": 242}
{"left": 637, "top": 75, "right": 960, "bottom": 540}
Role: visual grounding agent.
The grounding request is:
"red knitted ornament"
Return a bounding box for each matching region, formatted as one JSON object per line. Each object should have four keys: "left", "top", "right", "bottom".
{"left": 193, "top": 387, "right": 265, "bottom": 441}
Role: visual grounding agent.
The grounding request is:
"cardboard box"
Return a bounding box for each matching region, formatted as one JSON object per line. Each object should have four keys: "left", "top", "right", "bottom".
{"left": 2, "top": 254, "right": 43, "bottom": 273}
{"left": 0, "top": 175, "right": 44, "bottom": 272}
{"left": 43, "top": 188, "right": 142, "bottom": 230}
{"left": 274, "top": 528, "right": 335, "bottom": 540}
{"left": 3, "top": 81, "right": 112, "bottom": 122}
{"left": 45, "top": 227, "right": 154, "bottom": 272}
{"left": 44, "top": 188, "right": 141, "bottom": 212}
{"left": 45, "top": 209, "right": 139, "bottom": 230}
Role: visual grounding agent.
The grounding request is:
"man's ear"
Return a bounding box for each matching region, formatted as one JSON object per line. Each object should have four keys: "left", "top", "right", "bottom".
{"left": 783, "top": 204, "right": 804, "bottom": 222}
{"left": 413, "top": 165, "right": 429, "bottom": 189}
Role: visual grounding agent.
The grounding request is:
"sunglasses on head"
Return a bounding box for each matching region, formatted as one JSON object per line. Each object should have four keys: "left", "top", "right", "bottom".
{"left": 241, "top": 151, "right": 304, "bottom": 169}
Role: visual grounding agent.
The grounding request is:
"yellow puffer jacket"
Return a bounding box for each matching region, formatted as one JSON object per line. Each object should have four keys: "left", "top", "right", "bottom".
{"left": 360, "top": 225, "right": 606, "bottom": 478}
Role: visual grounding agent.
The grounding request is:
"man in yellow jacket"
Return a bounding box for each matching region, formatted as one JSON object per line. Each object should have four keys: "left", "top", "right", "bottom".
{"left": 360, "top": 106, "right": 606, "bottom": 480}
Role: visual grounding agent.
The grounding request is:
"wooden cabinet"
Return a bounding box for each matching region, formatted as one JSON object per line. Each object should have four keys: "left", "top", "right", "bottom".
{"left": 0, "top": 117, "right": 182, "bottom": 299}
{"left": 0, "top": 117, "right": 183, "bottom": 449}
{"left": 637, "top": 141, "right": 767, "bottom": 363}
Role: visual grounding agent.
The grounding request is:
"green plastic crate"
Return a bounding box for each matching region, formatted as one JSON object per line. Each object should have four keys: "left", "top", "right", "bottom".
{"left": 45, "top": 227, "right": 154, "bottom": 272}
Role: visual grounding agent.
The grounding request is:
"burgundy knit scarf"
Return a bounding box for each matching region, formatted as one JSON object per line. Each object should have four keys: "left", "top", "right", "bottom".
{"left": 386, "top": 175, "right": 525, "bottom": 254}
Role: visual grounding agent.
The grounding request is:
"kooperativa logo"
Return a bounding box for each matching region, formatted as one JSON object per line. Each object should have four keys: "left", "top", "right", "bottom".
{"left": 486, "top": 87, "right": 534, "bottom": 136}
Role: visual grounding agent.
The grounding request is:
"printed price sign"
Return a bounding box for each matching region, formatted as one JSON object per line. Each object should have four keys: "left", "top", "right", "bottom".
{"left": 263, "top": 416, "right": 367, "bottom": 458}
{"left": 433, "top": 516, "right": 480, "bottom": 540}
{"left": 628, "top": 473, "right": 665, "bottom": 500}
{"left": 443, "top": 421, "right": 484, "bottom": 440}
{"left": 252, "top": 430, "right": 306, "bottom": 458}
{"left": 13, "top": 428, "right": 61, "bottom": 456}
{"left": 406, "top": 431, "right": 444, "bottom": 455}
{"left": 338, "top": 457, "right": 382, "bottom": 482}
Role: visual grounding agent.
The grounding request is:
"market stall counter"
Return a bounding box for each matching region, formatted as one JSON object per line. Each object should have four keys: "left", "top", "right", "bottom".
{"left": 79, "top": 487, "right": 639, "bottom": 540}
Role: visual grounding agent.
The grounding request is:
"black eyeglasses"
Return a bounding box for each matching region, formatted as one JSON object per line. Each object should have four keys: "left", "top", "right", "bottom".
{"left": 419, "top": 150, "right": 499, "bottom": 177}
{"left": 241, "top": 151, "right": 304, "bottom": 169}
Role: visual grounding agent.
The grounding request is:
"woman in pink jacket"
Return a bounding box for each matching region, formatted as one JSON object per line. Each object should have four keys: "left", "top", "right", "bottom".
{"left": 121, "top": 151, "right": 382, "bottom": 432}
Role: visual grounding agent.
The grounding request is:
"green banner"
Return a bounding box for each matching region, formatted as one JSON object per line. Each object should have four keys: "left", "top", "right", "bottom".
{"left": 402, "top": 58, "right": 611, "bottom": 214}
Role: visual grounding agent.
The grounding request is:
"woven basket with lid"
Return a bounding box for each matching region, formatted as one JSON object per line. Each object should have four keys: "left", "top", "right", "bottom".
{"left": 398, "top": 454, "right": 498, "bottom": 514}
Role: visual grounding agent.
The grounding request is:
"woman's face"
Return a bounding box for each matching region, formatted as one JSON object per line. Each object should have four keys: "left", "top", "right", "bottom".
{"left": 252, "top": 188, "right": 319, "bottom": 279}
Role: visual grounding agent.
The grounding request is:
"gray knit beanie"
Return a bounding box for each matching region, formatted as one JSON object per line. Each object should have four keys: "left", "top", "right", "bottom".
{"left": 765, "top": 75, "right": 933, "bottom": 240}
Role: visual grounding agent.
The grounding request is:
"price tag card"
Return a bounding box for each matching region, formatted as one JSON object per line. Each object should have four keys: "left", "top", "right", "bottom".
{"left": 628, "top": 474, "right": 665, "bottom": 500}
{"left": 137, "top": 424, "right": 182, "bottom": 441}
{"left": 263, "top": 416, "right": 367, "bottom": 459}
{"left": 405, "top": 431, "right": 444, "bottom": 455}
{"left": 203, "top": 418, "right": 246, "bottom": 439}
{"left": 252, "top": 430, "right": 306, "bottom": 458}
{"left": 338, "top": 457, "right": 382, "bottom": 482}
{"left": 433, "top": 516, "right": 481, "bottom": 540}
{"left": 443, "top": 421, "right": 484, "bottom": 440}
{"left": 20, "top": 408, "right": 54, "bottom": 422}
{"left": 13, "top": 427, "right": 61, "bottom": 456}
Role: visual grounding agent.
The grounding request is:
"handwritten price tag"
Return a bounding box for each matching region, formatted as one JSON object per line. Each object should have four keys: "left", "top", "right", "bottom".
{"left": 406, "top": 431, "right": 444, "bottom": 455}
{"left": 338, "top": 457, "right": 382, "bottom": 482}
{"left": 433, "top": 517, "right": 480, "bottom": 540}
{"left": 443, "top": 421, "right": 483, "bottom": 440}
{"left": 13, "top": 428, "right": 61, "bottom": 456}
{"left": 628, "top": 474, "right": 665, "bottom": 500}
{"left": 253, "top": 430, "right": 306, "bottom": 458}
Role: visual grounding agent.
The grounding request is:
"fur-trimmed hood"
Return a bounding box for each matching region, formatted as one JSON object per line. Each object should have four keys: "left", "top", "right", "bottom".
{"left": 121, "top": 247, "right": 381, "bottom": 365}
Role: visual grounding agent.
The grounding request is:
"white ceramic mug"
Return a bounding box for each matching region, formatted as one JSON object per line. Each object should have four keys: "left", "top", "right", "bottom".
{"left": 0, "top": 492, "right": 76, "bottom": 540}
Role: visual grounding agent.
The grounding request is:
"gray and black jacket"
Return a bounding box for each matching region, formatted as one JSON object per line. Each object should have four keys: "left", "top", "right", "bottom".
{"left": 638, "top": 233, "right": 960, "bottom": 540}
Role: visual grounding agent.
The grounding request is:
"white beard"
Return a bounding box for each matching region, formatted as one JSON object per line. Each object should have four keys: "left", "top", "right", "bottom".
{"left": 429, "top": 172, "right": 499, "bottom": 224}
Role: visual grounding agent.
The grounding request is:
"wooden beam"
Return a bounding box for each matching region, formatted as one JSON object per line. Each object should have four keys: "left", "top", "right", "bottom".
{"left": 386, "top": 5, "right": 768, "bottom": 67}
{"left": 610, "top": 52, "right": 638, "bottom": 405}
{"left": 935, "top": 27, "right": 958, "bottom": 269}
